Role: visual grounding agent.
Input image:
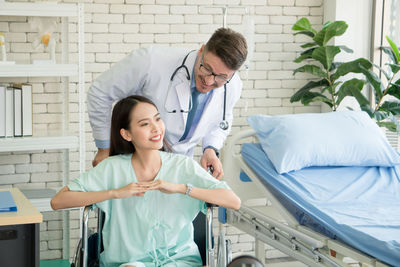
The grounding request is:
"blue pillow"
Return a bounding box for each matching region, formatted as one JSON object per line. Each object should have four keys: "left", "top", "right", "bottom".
{"left": 247, "top": 111, "right": 400, "bottom": 174}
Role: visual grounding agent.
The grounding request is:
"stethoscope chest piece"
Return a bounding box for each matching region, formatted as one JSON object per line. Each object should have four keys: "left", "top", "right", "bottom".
{"left": 219, "top": 120, "right": 229, "bottom": 130}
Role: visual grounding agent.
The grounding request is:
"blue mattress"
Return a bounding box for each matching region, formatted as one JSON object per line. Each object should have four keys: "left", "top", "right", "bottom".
{"left": 241, "top": 143, "right": 400, "bottom": 267}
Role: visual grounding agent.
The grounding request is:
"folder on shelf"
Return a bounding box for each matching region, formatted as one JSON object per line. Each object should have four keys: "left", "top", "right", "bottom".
{"left": 0, "top": 190, "right": 18, "bottom": 212}
{"left": 12, "top": 83, "right": 32, "bottom": 136}
{"left": 5, "top": 87, "right": 13, "bottom": 137}
{"left": 0, "top": 85, "right": 5, "bottom": 137}
{"left": 13, "top": 87, "right": 22, "bottom": 137}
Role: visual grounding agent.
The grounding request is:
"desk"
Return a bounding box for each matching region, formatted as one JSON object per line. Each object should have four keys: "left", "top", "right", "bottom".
{"left": 0, "top": 188, "right": 43, "bottom": 267}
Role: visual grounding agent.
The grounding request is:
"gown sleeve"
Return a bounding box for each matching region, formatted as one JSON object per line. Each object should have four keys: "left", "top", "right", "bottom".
{"left": 174, "top": 154, "right": 232, "bottom": 215}
{"left": 184, "top": 156, "right": 230, "bottom": 190}
{"left": 66, "top": 157, "right": 116, "bottom": 211}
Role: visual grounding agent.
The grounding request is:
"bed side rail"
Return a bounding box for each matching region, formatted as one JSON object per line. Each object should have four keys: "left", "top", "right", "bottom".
{"left": 223, "top": 129, "right": 256, "bottom": 161}
{"left": 222, "top": 129, "right": 299, "bottom": 225}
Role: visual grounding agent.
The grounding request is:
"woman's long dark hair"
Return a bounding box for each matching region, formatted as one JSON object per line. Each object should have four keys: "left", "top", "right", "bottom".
{"left": 109, "top": 95, "right": 158, "bottom": 157}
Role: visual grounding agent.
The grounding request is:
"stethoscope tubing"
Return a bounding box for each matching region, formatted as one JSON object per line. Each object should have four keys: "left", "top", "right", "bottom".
{"left": 166, "top": 50, "right": 229, "bottom": 130}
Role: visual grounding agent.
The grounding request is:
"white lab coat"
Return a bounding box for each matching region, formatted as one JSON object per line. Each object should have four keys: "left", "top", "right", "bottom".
{"left": 88, "top": 46, "right": 242, "bottom": 156}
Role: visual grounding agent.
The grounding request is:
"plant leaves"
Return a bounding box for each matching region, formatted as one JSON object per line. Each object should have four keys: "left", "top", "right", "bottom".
{"left": 359, "top": 65, "right": 384, "bottom": 101}
{"left": 293, "top": 64, "right": 327, "bottom": 78}
{"left": 339, "top": 45, "right": 353, "bottom": 53}
{"left": 331, "top": 58, "right": 372, "bottom": 81}
{"left": 360, "top": 105, "right": 389, "bottom": 121}
{"left": 292, "top": 18, "right": 317, "bottom": 35}
{"left": 388, "top": 113, "right": 400, "bottom": 134}
{"left": 322, "top": 21, "right": 332, "bottom": 29}
{"left": 377, "top": 113, "right": 400, "bottom": 133}
{"left": 312, "top": 46, "right": 341, "bottom": 70}
{"left": 377, "top": 121, "right": 397, "bottom": 132}
{"left": 294, "top": 31, "right": 315, "bottom": 37}
{"left": 386, "top": 82, "right": 400, "bottom": 98}
{"left": 373, "top": 63, "right": 391, "bottom": 80}
{"left": 389, "top": 63, "right": 400, "bottom": 74}
{"left": 322, "top": 81, "right": 341, "bottom": 94}
{"left": 300, "top": 92, "right": 333, "bottom": 107}
{"left": 290, "top": 79, "right": 330, "bottom": 102}
{"left": 294, "top": 48, "right": 315, "bottom": 63}
{"left": 383, "top": 47, "right": 397, "bottom": 64}
{"left": 380, "top": 101, "right": 400, "bottom": 115}
{"left": 301, "top": 42, "right": 318, "bottom": 49}
{"left": 360, "top": 104, "right": 374, "bottom": 118}
{"left": 329, "top": 62, "right": 343, "bottom": 72}
{"left": 313, "top": 21, "right": 348, "bottom": 46}
{"left": 336, "top": 78, "right": 368, "bottom": 106}
{"left": 294, "top": 53, "right": 312, "bottom": 63}
{"left": 386, "top": 36, "right": 400, "bottom": 64}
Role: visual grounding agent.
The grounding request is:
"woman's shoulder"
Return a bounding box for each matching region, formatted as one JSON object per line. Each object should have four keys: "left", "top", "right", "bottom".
{"left": 95, "top": 154, "right": 132, "bottom": 169}
{"left": 160, "top": 151, "right": 193, "bottom": 164}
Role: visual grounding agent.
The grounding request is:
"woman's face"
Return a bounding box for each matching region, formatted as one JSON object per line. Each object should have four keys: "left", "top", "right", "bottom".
{"left": 125, "top": 102, "right": 165, "bottom": 151}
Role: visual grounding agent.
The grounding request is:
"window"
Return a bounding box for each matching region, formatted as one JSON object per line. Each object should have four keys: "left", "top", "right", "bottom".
{"left": 372, "top": 0, "right": 400, "bottom": 73}
{"left": 372, "top": 0, "right": 400, "bottom": 149}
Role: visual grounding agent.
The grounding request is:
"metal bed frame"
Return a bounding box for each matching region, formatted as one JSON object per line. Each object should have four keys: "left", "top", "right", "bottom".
{"left": 220, "top": 129, "right": 392, "bottom": 267}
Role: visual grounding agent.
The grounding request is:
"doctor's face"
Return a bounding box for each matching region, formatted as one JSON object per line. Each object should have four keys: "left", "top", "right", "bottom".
{"left": 126, "top": 102, "right": 165, "bottom": 151}
{"left": 194, "top": 45, "right": 235, "bottom": 94}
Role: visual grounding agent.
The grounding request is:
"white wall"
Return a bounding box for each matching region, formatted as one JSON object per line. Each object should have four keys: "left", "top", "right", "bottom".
{"left": 0, "top": 0, "right": 324, "bottom": 262}
{"left": 323, "top": 0, "right": 373, "bottom": 111}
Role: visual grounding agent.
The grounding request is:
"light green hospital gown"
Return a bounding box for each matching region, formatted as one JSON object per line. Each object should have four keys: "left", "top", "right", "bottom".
{"left": 67, "top": 151, "right": 230, "bottom": 267}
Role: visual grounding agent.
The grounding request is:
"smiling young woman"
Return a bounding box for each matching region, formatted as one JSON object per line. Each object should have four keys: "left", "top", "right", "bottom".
{"left": 51, "top": 95, "right": 240, "bottom": 267}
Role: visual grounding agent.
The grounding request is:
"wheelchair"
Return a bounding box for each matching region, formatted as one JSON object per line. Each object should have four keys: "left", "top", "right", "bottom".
{"left": 72, "top": 204, "right": 232, "bottom": 267}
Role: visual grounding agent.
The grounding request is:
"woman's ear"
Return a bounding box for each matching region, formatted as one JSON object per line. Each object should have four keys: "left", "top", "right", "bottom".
{"left": 120, "top": 128, "right": 132, "bottom": 142}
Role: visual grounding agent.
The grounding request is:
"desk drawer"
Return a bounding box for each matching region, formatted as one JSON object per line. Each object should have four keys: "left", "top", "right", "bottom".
{"left": 0, "top": 223, "right": 39, "bottom": 267}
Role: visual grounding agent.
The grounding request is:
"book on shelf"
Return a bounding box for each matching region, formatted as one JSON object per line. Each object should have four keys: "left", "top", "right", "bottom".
{"left": 12, "top": 83, "right": 33, "bottom": 136}
{"left": 5, "top": 86, "right": 13, "bottom": 137}
{"left": 1, "top": 84, "right": 33, "bottom": 138}
{"left": 0, "top": 190, "right": 18, "bottom": 212}
{"left": 13, "top": 86, "right": 22, "bottom": 137}
{"left": 0, "top": 85, "right": 5, "bottom": 137}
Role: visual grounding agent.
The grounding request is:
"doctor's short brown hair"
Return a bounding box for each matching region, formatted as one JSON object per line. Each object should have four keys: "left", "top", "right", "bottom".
{"left": 205, "top": 28, "right": 248, "bottom": 71}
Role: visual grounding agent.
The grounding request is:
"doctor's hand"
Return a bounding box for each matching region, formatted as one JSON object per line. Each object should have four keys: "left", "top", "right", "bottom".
{"left": 112, "top": 182, "right": 149, "bottom": 198}
{"left": 92, "top": 148, "right": 110, "bottom": 167}
{"left": 201, "top": 148, "right": 224, "bottom": 180}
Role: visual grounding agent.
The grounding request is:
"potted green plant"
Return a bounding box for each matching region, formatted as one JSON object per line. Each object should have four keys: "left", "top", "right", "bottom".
{"left": 290, "top": 17, "right": 400, "bottom": 133}
{"left": 352, "top": 36, "right": 400, "bottom": 132}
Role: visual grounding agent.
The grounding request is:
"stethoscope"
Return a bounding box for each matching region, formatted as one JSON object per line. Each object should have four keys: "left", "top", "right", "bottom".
{"left": 164, "top": 51, "right": 229, "bottom": 131}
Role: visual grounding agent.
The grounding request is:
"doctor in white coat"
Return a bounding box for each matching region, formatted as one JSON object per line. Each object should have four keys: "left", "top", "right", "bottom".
{"left": 88, "top": 28, "right": 247, "bottom": 179}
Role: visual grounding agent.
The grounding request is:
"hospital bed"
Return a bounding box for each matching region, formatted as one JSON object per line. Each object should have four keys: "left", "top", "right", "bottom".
{"left": 220, "top": 128, "right": 400, "bottom": 267}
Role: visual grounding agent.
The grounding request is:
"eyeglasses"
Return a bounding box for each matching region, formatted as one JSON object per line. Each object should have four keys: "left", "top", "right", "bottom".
{"left": 199, "top": 53, "right": 234, "bottom": 85}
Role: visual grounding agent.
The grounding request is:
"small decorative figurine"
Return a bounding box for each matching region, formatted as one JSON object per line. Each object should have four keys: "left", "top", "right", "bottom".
{"left": 0, "top": 32, "right": 15, "bottom": 65}
{"left": 30, "top": 17, "right": 58, "bottom": 64}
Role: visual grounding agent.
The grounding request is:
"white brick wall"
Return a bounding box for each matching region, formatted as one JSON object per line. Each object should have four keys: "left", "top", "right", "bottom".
{"left": 0, "top": 0, "right": 323, "bottom": 263}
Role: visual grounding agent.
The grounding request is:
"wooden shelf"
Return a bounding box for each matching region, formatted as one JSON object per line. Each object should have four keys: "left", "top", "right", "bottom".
{"left": 0, "top": 64, "right": 78, "bottom": 77}
{"left": 0, "top": 2, "right": 78, "bottom": 17}
{"left": 0, "top": 135, "right": 79, "bottom": 152}
{"left": 0, "top": 2, "right": 84, "bottom": 260}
